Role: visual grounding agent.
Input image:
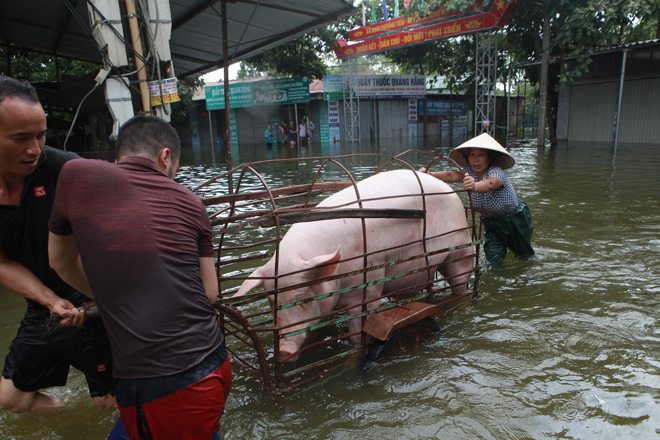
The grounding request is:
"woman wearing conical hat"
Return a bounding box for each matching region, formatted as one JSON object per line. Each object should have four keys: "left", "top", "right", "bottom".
{"left": 420, "top": 133, "right": 534, "bottom": 266}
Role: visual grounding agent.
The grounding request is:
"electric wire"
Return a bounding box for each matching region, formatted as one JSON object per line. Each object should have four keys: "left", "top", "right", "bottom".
{"left": 228, "top": 0, "right": 262, "bottom": 66}
{"left": 62, "top": 82, "right": 101, "bottom": 151}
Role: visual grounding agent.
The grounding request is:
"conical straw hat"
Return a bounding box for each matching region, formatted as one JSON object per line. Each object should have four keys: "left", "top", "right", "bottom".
{"left": 448, "top": 133, "right": 515, "bottom": 169}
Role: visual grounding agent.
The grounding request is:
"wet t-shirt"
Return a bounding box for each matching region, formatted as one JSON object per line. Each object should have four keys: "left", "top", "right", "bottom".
{"left": 49, "top": 156, "right": 224, "bottom": 379}
{"left": 463, "top": 165, "right": 518, "bottom": 218}
{"left": 0, "top": 146, "right": 89, "bottom": 317}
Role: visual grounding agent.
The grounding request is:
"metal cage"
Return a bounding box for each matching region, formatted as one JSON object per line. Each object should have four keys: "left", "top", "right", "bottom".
{"left": 194, "top": 150, "right": 483, "bottom": 395}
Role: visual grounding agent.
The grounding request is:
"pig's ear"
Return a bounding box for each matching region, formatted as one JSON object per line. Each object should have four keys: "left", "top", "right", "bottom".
{"left": 305, "top": 246, "right": 342, "bottom": 279}
{"left": 235, "top": 267, "right": 264, "bottom": 297}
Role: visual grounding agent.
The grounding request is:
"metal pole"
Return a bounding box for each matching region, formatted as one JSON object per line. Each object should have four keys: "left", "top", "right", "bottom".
{"left": 209, "top": 111, "right": 215, "bottom": 163}
{"left": 506, "top": 60, "right": 511, "bottom": 148}
{"left": 294, "top": 103, "right": 299, "bottom": 145}
{"left": 221, "top": 0, "right": 233, "bottom": 193}
{"left": 523, "top": 80, "right": 527, "bottom": 138}
{"left": 124, "top": 0, "right": 151, "bottom": 113}
{"left": 613, "top": 49, "right": 629, "bottom": 156}
{"left": 474, "top": 34, "right": 478, "bottom": 136}
{"left": 537, "top": 12, "right": 550, "bottom": 147}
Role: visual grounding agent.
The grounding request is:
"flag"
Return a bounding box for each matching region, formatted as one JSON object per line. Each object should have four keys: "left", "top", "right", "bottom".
{"left": 382, "top": 0, "right": 389, "bottom": 20}
{"left": 371, "top": 0, "right": 377, "bottom": 23}
{"left": 394, "top": 0, "right": 399, "bottom": 17}
{"left": 362, "top": 1, "right": 366, "bottom": 26}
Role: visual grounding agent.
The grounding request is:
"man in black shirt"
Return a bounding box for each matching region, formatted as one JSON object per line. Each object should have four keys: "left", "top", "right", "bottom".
{"left": 0, "top": 75, "right": 114, "bottom": 413}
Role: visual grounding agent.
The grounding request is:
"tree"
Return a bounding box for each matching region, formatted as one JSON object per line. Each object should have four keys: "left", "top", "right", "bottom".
{"left": 170, "top": 77, "right": 204, "bottom": 123}
{"left": 1, "top": 46, "right": 101, "bottom": 82}
{"left": 242, "top": 39, "right": 329, "bottom": 79}
{"left": 396, "top": 0, "right": 660, "bottom": 144}
{"left": 236, "top": 63, "right": 267, "bottom": 79}
{"left": 241, "top": 11, "right": 361, "bottom": 79}
{"left": 505, "top": 0, "right": 659, "bottom": 144}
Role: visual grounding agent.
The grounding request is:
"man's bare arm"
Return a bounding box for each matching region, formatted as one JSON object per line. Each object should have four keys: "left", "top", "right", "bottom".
{"left": 0, "top": 249, "right": 64, "bottom": 311}
{"left": 199, "top": 256, "right": 219, "bottom": 305}
{"left": 48, "top": 232, "right": 93, "bottom": 298}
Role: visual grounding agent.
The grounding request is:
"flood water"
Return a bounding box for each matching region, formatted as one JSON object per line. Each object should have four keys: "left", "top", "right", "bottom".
{"left": 2, "top": 137, "right": 660, "bottom": 439}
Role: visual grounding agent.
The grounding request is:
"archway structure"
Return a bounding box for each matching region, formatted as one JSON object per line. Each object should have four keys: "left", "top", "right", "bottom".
{"left": 333, "top": 0, "right": 518, "bottom": 140}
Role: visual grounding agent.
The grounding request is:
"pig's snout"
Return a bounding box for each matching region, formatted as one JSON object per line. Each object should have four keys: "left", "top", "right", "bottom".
{"left": 279, "top": 336, "right": 304, "bottom": 362}
{"left": 280, "top": 349, "right": 299, "bottom": 362}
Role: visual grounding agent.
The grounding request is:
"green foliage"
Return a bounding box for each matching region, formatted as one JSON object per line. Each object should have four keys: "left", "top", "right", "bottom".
{"left": 383, "top": 37, "right": 474, "bottom": 91}
{"left": 236, "top": 63, "right": 267, "bottom": 79}
{"left": 556, "top": 0, "right": 659, "bottom": 83}
{"left": 240, "top": 7, "right": 362, "bottom": 79}
{"left": 403, "top": 0, "right": 482, "bottom": 15}
{"left": 385, "top": 0, "right": 657, "bottom": 142}
{"left": 501, "top": 0, "right": 659, "bottom": 84}
{"left": 400, "top": 0, "right": 658, "bottom": 85}
{"left": 0, "top": 46, "right": 101, "bottom": 81}
{"left": 170, "top": 77, "right": 204, "bottom": 123}
{"left": 244, "top": 40, "right": 328, "bottom": 79}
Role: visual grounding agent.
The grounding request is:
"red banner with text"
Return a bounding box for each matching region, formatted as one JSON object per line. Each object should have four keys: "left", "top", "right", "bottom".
{"left": 335, "top": 0, "right": 516, "bottom": 59}
{"left": 349, "top": 2, "right": 481, "bottom": 41}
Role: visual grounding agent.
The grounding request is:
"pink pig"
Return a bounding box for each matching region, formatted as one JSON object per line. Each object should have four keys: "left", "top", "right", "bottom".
{"left": 235, "top": 170, "right": 474, "bottom": 361}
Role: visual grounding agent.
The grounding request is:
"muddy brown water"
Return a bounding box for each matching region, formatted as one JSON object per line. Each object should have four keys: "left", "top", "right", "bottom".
{"left": 2, "top": 138, "right": 659, "bottom": 439}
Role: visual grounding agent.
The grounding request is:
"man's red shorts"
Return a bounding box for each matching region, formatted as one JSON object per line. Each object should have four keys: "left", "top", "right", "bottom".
{"left": 118, "top": 357, "right": 232, "bottom": 440}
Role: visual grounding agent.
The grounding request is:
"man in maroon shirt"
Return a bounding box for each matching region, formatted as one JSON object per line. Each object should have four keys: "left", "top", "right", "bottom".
{"left": 48, "top": 115, "right": 231, "bottom": 439}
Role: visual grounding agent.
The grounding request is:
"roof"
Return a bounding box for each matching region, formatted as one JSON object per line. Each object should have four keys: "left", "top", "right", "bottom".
{"left": 592, "top": 38, "right": 660, "bottom": 55}
{"left": 309, "top": 78, "right": 324, "bottom": 94}
{"left": 510, "top": 39, "right": 660, "bottom": 69}
{"left": 0, "top": 0, "right": 356, "bottom": 78}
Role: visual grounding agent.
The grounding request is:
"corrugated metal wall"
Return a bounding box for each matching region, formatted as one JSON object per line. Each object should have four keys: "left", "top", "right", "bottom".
{"left": 567, "top": 82, "right": 618, "bottom": 143}
{"left": 358, "top": 100, "right": 409, "bottom": 141}
{"left": 567, "top": 77, "right": 660, "bottom": 145}
{"left": 236, "top": 106, "right": 273, "bottom": 144}
{"left": 378, "top": 100, "right": 409, "bottom": 139}
{"left": 618, "top": 78, "right": 660, "bottom": 144}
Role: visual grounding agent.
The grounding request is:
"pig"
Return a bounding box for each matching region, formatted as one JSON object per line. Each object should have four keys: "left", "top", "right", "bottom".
{"left": 235, "top": 169, "right": 474, "bottom": 361}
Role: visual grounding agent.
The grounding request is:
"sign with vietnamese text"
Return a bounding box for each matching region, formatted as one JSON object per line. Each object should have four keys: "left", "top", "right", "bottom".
{"left": 335, "top": 0, "right": 517, "bottom": 59}
{"left": 149, "top": 78, "right": 180, "bottom": 106}
{"left": 205, "top": 77, "right": 310, "bottom": 110}
{"left": 323, "top": 75, "right": 425, "bottom": 100}
{"left": 323, "top": 75, "right": 349, "bottom": 100}
{"left": 408, "top": 98, "right": 418, "bottom": 139}
{"left": 328, "top": 100, "right": 340, "bottom": 141}
{"left": 349, "top": 3, "right": 479, "bottom": 41}
{"left": 418, "top": 99, "right": 466, "bottom": 115}
{"left": 354, "top": 75, "right": 426, "bottom": 99}
{"left": 319, "top": 100, "right": 330, "bottom": 143}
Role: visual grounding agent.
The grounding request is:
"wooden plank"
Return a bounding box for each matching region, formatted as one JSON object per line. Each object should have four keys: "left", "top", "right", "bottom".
{"left": 362, "top": 302, "right": 441, "bottom": 341}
